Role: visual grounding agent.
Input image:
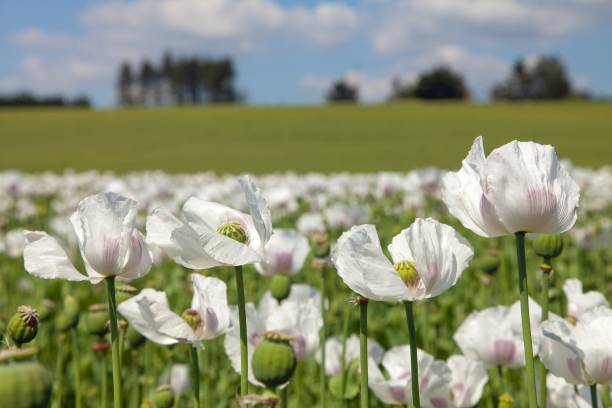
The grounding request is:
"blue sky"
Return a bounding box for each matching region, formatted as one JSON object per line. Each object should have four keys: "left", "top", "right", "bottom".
{"left": 1, "top": 0, "right": 612, "bottom": 106}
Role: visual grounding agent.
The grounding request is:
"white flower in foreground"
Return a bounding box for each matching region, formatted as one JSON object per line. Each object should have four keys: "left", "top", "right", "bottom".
{"left": 332, "top": 218, "right": 473, "bottom": 302}
{"left": 540, "top": 306, "right": 612, "bottom": 385}
{"left": 146, "top": 175, "right": 272, "bottom": 268}
{"left": 254, "top": 229, "right": 310, "bottom": 276}
{"left": 442, "top": 136, "right": 580, "bottom": 237}
{"left": 447, "top": 355, "right": 488, "bottom": 408}
{"left": 563, "top": 278, "right": 608, "bottom": 320}
{"left": 454, "top": 306, "right": 527, "bottom": 368}
{"left": 23, "top": 192, "right": 152, "bottom": 284}
{"left": 224, "top": 288, "right": 322, "bottom": 385}
{"left": 368, "top": 346, "right": 451, "bottom": 407}
{"left": 547, "top": 374, "right": 591, "bottom": 408}
{"left": 317, "top": 335, "right": 384, "bottom": 376}
{"left": 117, "top": 274, "right": 230, "bottom": 347}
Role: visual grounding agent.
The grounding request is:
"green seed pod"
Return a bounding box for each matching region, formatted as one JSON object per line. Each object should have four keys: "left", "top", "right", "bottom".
{"left": 181, "top": 309, "right": 201, "bottom": 331}
{"left": 141, "top": 385, "right": 174, "bottom": 408}
{"left": 477, "top": 252, "right": 501, "bottom": 275}
{"left": 310, "top": 232, "right": 330, "bottom": 258}
{"left": 533, "top": 234, "right": 564, "bottom": 259}
{"left": 269, "top": 274, "right": 292, "bottom": 302}
{"left": 7, "top": 306, "right": 39, "bottom": 347}
{"left": 85, "top": 304, "right": 109, "bottom": 337}
{"left": 116, "top": 285, "right": 138, "bottom": 304}
{"left": 64, "top": 295, "right": 80, "bottom": 325}
{"left": 0, "top": 361, "right": 52, "bottom": 408}
{"left": 217, "top": 221, "right": 248, "bottom": 244}
{"left": 37, "top": 299, "right": 55, "bottom": 323}
{"left": 497, "top": 393, "right": 513, "bottom": 408}
{"left": 126, "top": 325, "right": 146, "bottom": 350}
{"left": 252, "top": 332, "right": 297, "bottom": 389}
{"left": 329, "top": 359, "right": 360, "bottom": 400}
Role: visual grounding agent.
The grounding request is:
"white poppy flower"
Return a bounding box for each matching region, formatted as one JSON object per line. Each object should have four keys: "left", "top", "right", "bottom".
{"left": 563, "top": 278, "right": 608, "bottom": 320}
{"left": 146, "top": 175, "right": 273, "bottom": 268}
{"left": 447, "top": 355, "right": 488, "bottom": 408}
{"left": 316, "top": 334, "right": 384, "bottom": 376}
{"left": 331, "top": 218, "right": 473, "bottom": 302}
{"left": 442, "top": 136, "right": 580, "bottom": 237}
{"left": 546, "top": 374, "right": 591, "bottom": 408}
{"left": 368, "top": 347, "right": 451, "bottom": 407}
{"left": 117, "top": 274, "right": 230, "bottom": 347}
{"left": 159, "top": 364, "right": 191, "bottom": 395}
{"left": 540, "top": 306, "right": 612, "bottom": 385}
{"left": 296, "top": 212, "right": 326, "bottom": 236}
{"left": 254, "top": 229, "right": 310, "bottom": 276}
{"left": 23, "top": 192, "right": 152, "bottom": 283}
{"left": 454, "top": 306, "right": 528, "bottom": 368}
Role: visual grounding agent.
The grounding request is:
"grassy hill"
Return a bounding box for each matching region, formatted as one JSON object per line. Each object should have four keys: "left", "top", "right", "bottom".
{"left": 0, "top": 101, "right": 610, "bottom": 173}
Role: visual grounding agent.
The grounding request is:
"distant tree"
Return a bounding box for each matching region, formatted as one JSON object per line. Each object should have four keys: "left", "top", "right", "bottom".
{"left": 326, "top": 79, "right": 359, "bottom": 103}
{"left": 0, "top": 92, "right": 90, "bottom": 108}
{"left": 117, "top": 62, "right": 134, "bottom": 106}
{"left": 412, "top": 67, "right": 468, "bottom": 100}
{"left": 492, "top": 56, "right": 572, "bottom": 100}
{"left": 390, "top": 76, "right": 415, "bottom": 100}
{"left": 139, "top": 59, "right": 156, "bottom": 105}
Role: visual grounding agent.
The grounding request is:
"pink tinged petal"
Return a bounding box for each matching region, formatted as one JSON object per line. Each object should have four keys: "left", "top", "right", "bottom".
{"left": 191, "top": 274, "right": 230, "bottom": 340}
{"left": 119, "top": 231, "right": 152, "bottom": 281}
{"left": 291, "top": 336, "right": 307, "bottom": 360}
{"left": 274, "top": 252, "right": 293, "bottom": 272}
{"left": 389, "top": 384, "right": 408, "bottom": 403}
{"left": 430, "top": 397, "right": 449, "bottom": 408}
{"left": 23, "top": 230, "right": 89, "bottom": 282}
{"left": 494, "top": 340, "right": 516, "bottom": 365}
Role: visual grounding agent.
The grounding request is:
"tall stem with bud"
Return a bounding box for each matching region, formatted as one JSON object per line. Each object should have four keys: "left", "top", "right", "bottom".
{"left": 234, "top": 265, "right": 249, "bottom": 396}
{"left": 359, "top": 298, "right": 368, "bottom": 408}
{"left": 404, "top": 301, "right": 420, "bottom": 408}
{"left": 105, "top": 276, "right": 122, "bottom": 408}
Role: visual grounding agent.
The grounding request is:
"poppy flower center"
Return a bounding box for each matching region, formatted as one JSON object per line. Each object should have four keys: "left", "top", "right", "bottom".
{"left": 394, "top": 261, "right": 421, "bottom": 289}
{"left": 217, "top": 221, "right": 248, "bottom": 244}
{"left": 181, "top": 308, "right": 201, "bottom": 331}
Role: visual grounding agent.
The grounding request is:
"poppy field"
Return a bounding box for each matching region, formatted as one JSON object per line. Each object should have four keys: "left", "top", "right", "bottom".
{"left": 0, "top": 104, "right": 611, "bottom": 408}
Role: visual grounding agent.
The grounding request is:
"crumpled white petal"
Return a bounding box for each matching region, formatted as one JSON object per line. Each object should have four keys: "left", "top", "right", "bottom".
{"left": 239, "top": 175, "right": 273, "bottom": 246}
{"left": 191, "top": 274, "right": 230, "bottom": 340}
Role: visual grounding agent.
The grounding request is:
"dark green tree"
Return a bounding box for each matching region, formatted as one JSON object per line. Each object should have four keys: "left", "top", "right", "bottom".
{"left": 326, "top": 79, "right": 359, "bottom": 103}
{"left": 412, "top": 67, "right": 468, "bottom": 100}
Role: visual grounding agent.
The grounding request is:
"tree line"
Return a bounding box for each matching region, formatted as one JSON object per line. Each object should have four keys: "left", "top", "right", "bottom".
{"left": 117, "top": 52, "right": 241, "bottom": 106}
{"left": 0, "top": 93, "right": 90, "bottom": 108}
{"left": 327, "top": 55, "right": 590, "bottom": 103}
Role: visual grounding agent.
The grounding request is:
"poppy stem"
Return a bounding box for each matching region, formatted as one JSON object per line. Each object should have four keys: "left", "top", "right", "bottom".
{"left": 105, "top": 276, "right": 123, "bottom": 408}
{"left": 320, "top": 264, "right": 328, "bottom": 408}
{"left": 539, "top": 258, "right": 552, "bottom": 408}
{"left": 235, "top": 265, "right": 249, "bottom": 396}
{"left": 359, "top": 299, "right": 369, "bottom": 408}
{"left": 404, "top": 301, "right": 420, "bottom": 408}
{"left": 71, "top": 327, "right": 82, "bottom": 408}
{"left": 514, "top": 232, "right": 538, "bottom": 408}
{"left": 101, "top": 353, "right": 108, "bottom": 408}
{"left": 190, "top": 346, "right": 201, "bottom": 408}
{"left": 590, "top": 384, "right": 598, "bottom": 408}
{"left": 279, "top": 385, "right": 288, "bottom": 408}
{"left": 340, "top": 306, "right": 351, "bottom": 406}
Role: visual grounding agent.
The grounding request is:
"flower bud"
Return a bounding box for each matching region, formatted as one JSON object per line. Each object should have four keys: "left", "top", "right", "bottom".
{"left": 141, "top": 385, "right": 175, "bottom": 408}
{"left": 310, "top": 231, "right": 330, "bottom": 258}
{"left": 532, "top": 234, "right": 564, "bottom": 259}
{"left": 252, "top": 332, "right": 297, "bottom": 389}
{"left": 116, "top": 285, "right": 137, "bottom": 304}
{"left": 217, "top": 221, "right": 248, "bottom": 244}
{"left": 477, "top": 252, "right": 501, "bottom": 275}
{"left": 269, "top": 274, "right": 291, "bottom": 302}
{"left": 7, "top": 306, "right": 39, "bottom": 347}
{"left": 0, "top": 361, "right": 52, "bottom": 408}
{"left": 57, "top": 296, "right": 80, "bottom": 332}
{"left": 85, "top": 304, "right": 109, "bottom": 337}
{"left": 37, "top": 299, "right": 56, "bottom": 323}
{"left": 497, "top": 393, "right": 513, "bottom": 408}
{"left": 181, "top": 309, "right": 201, "bottom": 331}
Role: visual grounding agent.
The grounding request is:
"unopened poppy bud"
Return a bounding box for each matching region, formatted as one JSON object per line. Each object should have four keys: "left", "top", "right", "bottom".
{"left": 65, "top": 295, "right": 80, "bottom": 325}
{"left": 497, "top": 393, "right": 513, "bottom": 408}
{"left": 252, "top": 332, "right": 297, "bottom": 389}
{"left": 116, "top": 284, "right": 138, "bottom": 304}
{"left": 217, "top": 221, "right": 248, "bottom": 244}
{"left": 0, "top": 361, "right": 52, "bottom": 407}
{"left": 477, "top": 252, "right": 501, "bottom": 275}
{"left": 7, "top": 306, "right": 39, "bottom": 347}
{"left": 85, "top": 304, "right": 109, "bottom": 337}
{"left": 269, "top": 274, "right": 291, "bottom": 302}
{"left": 37, "top": 299, "right": 55, "bottom": 323}
{"left": 181, "top": 309, "right": 201, "bottom": 331}
{"left": 532, "top": 234, "right": 564, "bottom": 259}
{"left": 141, "top": 385, "right": 174, "bottom": 408}
{"left": 310, "top": 231, "right": 330, "bottom": 258}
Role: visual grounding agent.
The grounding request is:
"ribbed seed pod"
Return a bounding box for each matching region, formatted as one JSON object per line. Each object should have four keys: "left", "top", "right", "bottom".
{"left": 532, "top": 234, "right": 564, "bottom": 259}
{"left": 217, "top": 221, "right": 248, "bottom": 244}
{"left": 269, "top": 274, "right": 292, "bottom": 302}
{"left": 181, "top": 309, "right": 201, "bottom": 331}
{"left": 7, "top": 306, "right": 39, "bottom": 347}
{"left": 252, "top": 332, "right": 297, "bottom": 389}
{"left": 0, "top": 361, "right": 52, "bottom": 408}
{"left": 477, "top": 252, "right": 501, "bottom": 275}
{"left": 85, "top": 303, "right": 109, "bottom": 337}
{"left": 310, "top": 232, "right": 330, "bottom": 258}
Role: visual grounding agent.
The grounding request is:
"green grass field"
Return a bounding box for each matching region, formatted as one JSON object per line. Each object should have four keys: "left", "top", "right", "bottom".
{"left": 0, "top": 101, "right": 610, "bottom": 173}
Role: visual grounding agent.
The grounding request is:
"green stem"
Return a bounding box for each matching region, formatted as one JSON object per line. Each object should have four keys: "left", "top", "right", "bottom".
{"left": 340, "top": 306, "right": 351, "bottom": 406}
{"left": 591, "top": 384, "right": 599, "bottom": 408}
{"left": 190, "top": 346, "right": 201, "bottom": 408}
{"left": 101, "top": 352, "right": 108, "bottom": 408}
{"left": 539, "top": 259, "right": 551, "bottom": 408}
{"left": 514, "top": 232, "right": 538, "bottom": 408}
{"left": 279, "top": 385, "right": 288, "bottom": 408}
{"left": 497, "top": 366, "right": 504, "bottom": 393}
{"left": 404, "top": 301, "right": 420, "bottom": 408}
{"left": 71, "top": 328, "right": 82, "bottom": 408}
{"left": 235, "top": 265, "right": 249, "bottom": 396}
{"left": 53, "top": 334, "right": 65, "bottom": 408}
{"left": 106, "top": 276, "right": 123, "bottom": 408}
{"left": 198, "top": 348, "right": 206, "bottom": 408}
{"left": 320, "top": 263, "right": 328, "bottom": 408}
{"left": 601, "top": 385, "right": 612, "bottom": 407}
{"left": 359, "top": 300, "right": 368, "bottom": 408}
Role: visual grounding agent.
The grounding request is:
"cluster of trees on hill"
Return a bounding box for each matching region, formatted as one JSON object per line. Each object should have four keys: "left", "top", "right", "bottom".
{"left": 327, "top": 55, "right": 589, "bottom": 103}
{"left": 117, "top": 52, "right": 241, "bottom": 106}
{"left": 0, "top": 93, "right": 90, "bottom": 108}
